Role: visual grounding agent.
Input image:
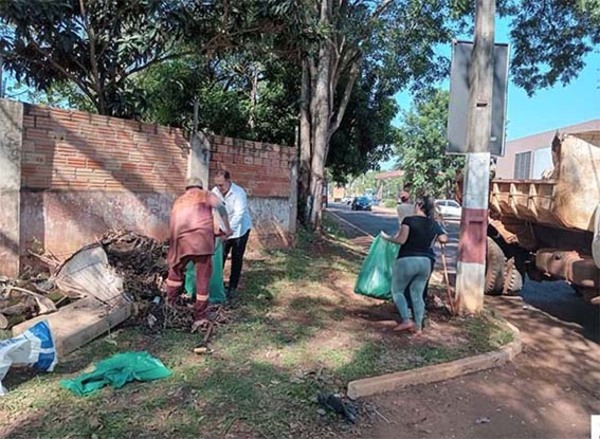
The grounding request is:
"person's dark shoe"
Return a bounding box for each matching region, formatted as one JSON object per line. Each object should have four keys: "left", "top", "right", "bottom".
{"left": 226, "top": 287, "right": 238, "bottom": 301}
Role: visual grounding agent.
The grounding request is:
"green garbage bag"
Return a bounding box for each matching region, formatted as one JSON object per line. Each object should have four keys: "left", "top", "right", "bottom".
{"left": 60, "top": 351, "right": 171, "bottom": 396}
{"left": 184, "top": 238, "right": 226, "bottom": 304}
{"left": 354, "top": 233, "right": 400, "bottom": 300}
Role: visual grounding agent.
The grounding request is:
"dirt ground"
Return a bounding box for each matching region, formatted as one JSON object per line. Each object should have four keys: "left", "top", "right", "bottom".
{"left": 349, "top": 296, "right": 600, "bottom": 439}
{"left": 326, "top": 209, "right": 599, "bottom": 439}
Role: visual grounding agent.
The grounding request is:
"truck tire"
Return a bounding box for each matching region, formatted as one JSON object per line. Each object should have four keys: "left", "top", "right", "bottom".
{"left": 502, "top": 257, "right": 523, "bottom": 295}
{"left": 485, "top": 237, "right": 505, "bottom": 295}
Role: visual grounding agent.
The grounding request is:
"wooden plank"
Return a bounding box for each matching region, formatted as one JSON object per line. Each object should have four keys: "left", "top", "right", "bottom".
{"left": 12, "top": 297, "right": 131, "bottom": 359}
{"left": 347, "top": 323, "right": 521, "bottom": 400}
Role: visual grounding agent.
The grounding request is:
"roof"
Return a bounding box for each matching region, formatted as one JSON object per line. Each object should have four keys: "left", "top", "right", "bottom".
{"left": 374, "top": 170, "right": 404, "bottom": 180}
{"left": 506, "top": 119, "right": 600, "bottom": 151}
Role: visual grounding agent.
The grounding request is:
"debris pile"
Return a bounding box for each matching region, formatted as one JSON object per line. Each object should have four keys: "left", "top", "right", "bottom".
{"left": 1, "top": 230, "right": 234, "bottom": 335}
{"left": 143, "top": 302, "right": 233, "bottom": 333}
{"left": 0, "top": 263, "right": 72, "bottom": 330}
{"left": 100, "top": 231, "right": 169, "bottom": 301}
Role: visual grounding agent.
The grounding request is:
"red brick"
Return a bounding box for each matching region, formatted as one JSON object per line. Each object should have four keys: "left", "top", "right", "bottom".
{"left": 70, "top": 179, "right": 91, "bottom": 187}
{"left": 90, "top": 114, "right": 110, "bottom": 127}
{"left": 121, "top": 163, "right": 137, "bottom": 172}
{"left": 122, "top": 119, "right": 142, "bottom": 132}
{"left": 28, "top": 106, "right": 51, "bottom": 117}
{"left": 21, "top": 165, "right": 39, "bottom": 176}
{"left": 25, "top": 128, "right": 49, "bottom": 141}
{"left": 141, "top": 123, "right": 157, "bottom": 134}
{"left": 22, "top": 115, "right": 35, "bottom": 128}
{"left": 86, "top": 159, "right": 105, "bottom": 170}
{"left": 50, "top": 180, "right": 71, "bottom": 188}
{"left": 70, "top": 112, "right": 91, "bottom": 123}
{"left": 66, "top": 157, "right": 87, "bottom": 167}
{"left": 22, "top": 141, "right": 36, "bottom": 153}
{"left": 35, "top": 116, "right": 61, "bottom": 130}
{"left": 138, "top": 164, "right": 153, "bottom": 173}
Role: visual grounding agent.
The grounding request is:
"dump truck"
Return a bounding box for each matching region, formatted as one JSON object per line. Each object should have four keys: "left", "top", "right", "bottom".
{"left": 483, "top": 131, "right": 600, "bottom": 304}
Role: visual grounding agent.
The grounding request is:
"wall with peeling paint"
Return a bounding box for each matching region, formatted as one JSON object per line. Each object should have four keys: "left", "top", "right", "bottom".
{"left": 0, "top": 99, "right": 297, "bottom": 276}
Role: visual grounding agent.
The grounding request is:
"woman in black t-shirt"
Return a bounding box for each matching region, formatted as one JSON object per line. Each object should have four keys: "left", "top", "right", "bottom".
{"left": 383, "top": 196, "right": 448, "bottom": 334}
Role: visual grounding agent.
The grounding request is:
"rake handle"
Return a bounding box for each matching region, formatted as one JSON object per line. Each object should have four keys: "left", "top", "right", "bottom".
{"left": 439, "top": 243, "right": 456, "bottom": 315}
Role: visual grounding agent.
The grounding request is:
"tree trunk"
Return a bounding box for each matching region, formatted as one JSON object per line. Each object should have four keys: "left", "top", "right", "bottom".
{"left": 309, "top": 41, "right": 332, "bottom": 230}
{"left": 249, "top": 67, "right": 258, "bottom": 130}
{"left": 299, "top": 58, "right": 312, "bottom": 225}
{"left": 297, "top": 0, "right": 364, "bottom": 231}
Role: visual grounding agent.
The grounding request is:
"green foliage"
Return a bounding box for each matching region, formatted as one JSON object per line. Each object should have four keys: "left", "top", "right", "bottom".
{"left": 395, "top": 89, "right": 465, "bottom": 198}
{"left": 326, "top": 66, "right": 399, "bottom": 183}
{"left": 0, "top": 0, "right": 299, "bottom": 117}
{"left": 347, "top": 171, "right": 379, "bottom": 197}
{"left": 504, "top": 0, "right": 600, "bottom": 95}
{"left": 137, "top": 54, "right": 299, "bottom": 145}
{"left": 0, "top": 0, "right": 201, "bottom": 116}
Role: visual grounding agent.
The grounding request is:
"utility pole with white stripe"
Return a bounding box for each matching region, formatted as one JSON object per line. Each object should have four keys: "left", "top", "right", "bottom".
{"left": 455, "top": 0, "right": 496, "bottom": 313}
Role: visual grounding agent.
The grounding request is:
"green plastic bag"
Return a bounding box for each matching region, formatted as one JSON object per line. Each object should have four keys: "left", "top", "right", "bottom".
{"left": 185, "top": 239, "right": 226, "bottom": 304}
{"left": 354, "top": 234, "right": 400, "bottom": 300}
{"left": 60, "top": 351, "right": 171, "bottom": 396}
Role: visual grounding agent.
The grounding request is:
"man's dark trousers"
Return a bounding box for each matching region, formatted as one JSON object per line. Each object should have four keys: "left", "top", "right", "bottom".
{"left": 222, "top": 229, "right": 251, "bottom": 291}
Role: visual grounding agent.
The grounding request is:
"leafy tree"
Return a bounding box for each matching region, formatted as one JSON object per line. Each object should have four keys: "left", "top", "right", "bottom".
{"left": 0, "top": 0, "right": 203, "bottom": 116}
{"left": 295, "top": 0, "right": 469, "bottom": 229}
{"left": 395, "top": 89, "right": 465, "bottom": 198}
{"left": 504, "top": 0, "right": 600, "bottom": 95}
{"left": 0, "top": 0, "right": 292, "bottom": 117}
{"left": 137, "top": 54, "right": 299, "bottom": 145}
{"left": 326, "top": 65, "right": 399, "bottom": 184}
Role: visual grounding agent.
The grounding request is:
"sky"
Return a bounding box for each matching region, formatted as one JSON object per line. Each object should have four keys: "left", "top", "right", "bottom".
{"left": 382, "top": 16, "right": 600, "bottom": 170}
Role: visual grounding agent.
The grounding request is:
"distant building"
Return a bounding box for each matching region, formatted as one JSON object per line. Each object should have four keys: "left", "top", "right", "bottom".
{"left": 495, "top": 119, "right": 600, "bottom": 179}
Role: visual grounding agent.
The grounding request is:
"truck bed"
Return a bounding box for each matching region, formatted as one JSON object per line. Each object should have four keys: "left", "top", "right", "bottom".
{"left": 490, "top": 133, "right": 600, "bottom": 233}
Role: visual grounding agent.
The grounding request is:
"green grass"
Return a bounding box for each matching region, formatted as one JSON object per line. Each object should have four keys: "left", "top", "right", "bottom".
{"left": 0, "top": 228, "right": 513, "bottom": 439}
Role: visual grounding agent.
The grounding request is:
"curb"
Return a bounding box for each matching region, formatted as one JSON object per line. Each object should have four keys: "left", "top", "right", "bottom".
{"left": 326, "top": 209, "right": 375, "bottom": 238}
{"left": 347, "top": 321, "right": 522, "bottom": 400}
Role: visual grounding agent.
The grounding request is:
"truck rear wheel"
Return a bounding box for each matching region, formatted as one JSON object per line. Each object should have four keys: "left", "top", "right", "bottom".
{"left": 502, "top": 257, "right": 523, "bottom": 295}
{"left": 485, "top": 237, "right": 505, "bottom": 295}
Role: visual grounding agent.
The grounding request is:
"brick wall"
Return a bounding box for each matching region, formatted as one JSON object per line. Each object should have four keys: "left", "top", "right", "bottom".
{"left": 0, "top": 100, "right": 297, "bottom": 276}
{"left": 209, "top": 135, "right": 294, "bottom": 198}
{"left": 21, "top": 105, "right": 188, "bottom": 192}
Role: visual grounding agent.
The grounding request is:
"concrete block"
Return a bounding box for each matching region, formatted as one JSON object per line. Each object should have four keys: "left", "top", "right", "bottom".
{"left": 12, "top": 296, "right": 132, "bottom": 359}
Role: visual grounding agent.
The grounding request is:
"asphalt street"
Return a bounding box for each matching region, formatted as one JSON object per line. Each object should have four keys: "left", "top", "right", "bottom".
{"left": 328, "top": 202, "right": 600, "bottom": 342}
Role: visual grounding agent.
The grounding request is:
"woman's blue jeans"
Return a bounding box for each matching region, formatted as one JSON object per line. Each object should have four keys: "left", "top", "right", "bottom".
{"left": 392, "top": 257, "right": 432, "bottom": 330}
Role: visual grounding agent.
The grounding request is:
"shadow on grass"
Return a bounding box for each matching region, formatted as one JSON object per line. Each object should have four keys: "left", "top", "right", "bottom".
{"left": 0, "top": 229, "right": 517, "bottom": 439}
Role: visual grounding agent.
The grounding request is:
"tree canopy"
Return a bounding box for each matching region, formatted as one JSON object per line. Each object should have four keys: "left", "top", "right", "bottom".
{"left": 0, "top": 0, "right": 293, "bottom": 116}
{"left": 1, "top": 0, "right": 598, "bottom": 227}
{"left": 395, "top": 89, "right": 465, "bottom": 198}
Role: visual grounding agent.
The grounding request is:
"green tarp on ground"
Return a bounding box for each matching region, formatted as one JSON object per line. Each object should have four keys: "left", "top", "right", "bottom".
{"left": 60, "top": 351, "right": 171, "bottom": 396}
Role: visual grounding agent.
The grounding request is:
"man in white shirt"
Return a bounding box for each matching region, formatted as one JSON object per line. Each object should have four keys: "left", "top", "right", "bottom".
{"left": 212, "top": 170, "right": 253, "bottom": 296}
{"left": 396, "top": 189, "right": 414, "bottom": 227}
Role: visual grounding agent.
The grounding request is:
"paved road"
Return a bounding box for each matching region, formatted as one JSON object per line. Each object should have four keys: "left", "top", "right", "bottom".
{"left": 328, "top": 202, "right": 600, "bottom": 342}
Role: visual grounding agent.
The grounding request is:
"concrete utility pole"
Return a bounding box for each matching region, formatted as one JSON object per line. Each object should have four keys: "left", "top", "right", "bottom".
{"left": 455, "top": 0, "right": 496, "bottom": 314}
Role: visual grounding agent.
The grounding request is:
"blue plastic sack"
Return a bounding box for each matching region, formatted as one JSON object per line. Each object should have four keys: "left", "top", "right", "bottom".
{"left": 0, "top": 320, "right": 57, "bottom": 395}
